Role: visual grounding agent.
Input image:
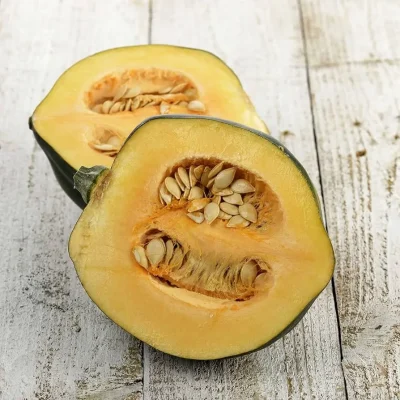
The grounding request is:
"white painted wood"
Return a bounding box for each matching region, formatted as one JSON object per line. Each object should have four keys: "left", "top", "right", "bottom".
{"left": 301, "top": 0, "right": 400, "bottom": 66}
{"left": 145, "top": 1, "right": 346, "bottom": 399}
{"left": 0, "top": 0, "right": 149, "bottom": 398}
{"left": 301, "top": 0, "right": 400, "bottom": 398}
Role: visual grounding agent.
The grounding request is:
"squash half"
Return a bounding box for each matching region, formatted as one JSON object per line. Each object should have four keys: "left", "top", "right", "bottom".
{"left": 69, "top": 116, "right": 334, "bottom": 360}
{"left": 29, "top": 45, "right": 267, "bottom": 208}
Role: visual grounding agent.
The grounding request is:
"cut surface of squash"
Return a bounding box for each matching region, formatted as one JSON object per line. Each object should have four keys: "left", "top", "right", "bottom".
{"left": 69, "top": 116, "right": 334, "bottom": 360}
{"left": 31, "top": 45, "right": 266, "bottom": 172}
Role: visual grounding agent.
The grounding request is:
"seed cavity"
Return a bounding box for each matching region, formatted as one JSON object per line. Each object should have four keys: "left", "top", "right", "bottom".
{"left": 88, "top": 127, "right": 123, "bottom": 157}
{"left": 132, "top": 231, "right": 271, "bottom": 300}
{"left": 86, "top": 69, "right": 206, "bottom": 116}
{"left": 159, "top": 161, "right": 263, "bottom": 229}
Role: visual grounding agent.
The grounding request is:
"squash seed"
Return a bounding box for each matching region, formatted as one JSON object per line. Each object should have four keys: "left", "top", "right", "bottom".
{"left": 170, "top": 83, "right": 187, "bottom": 93}
{"left": 146, "top": 238, "right": 166, "bottom": 266}
{"left": 93, "top": 143, "right": 115, "bottom": 151}
{"left": 178, "top": 167, "right": 191, "bottom": 189}
{"left": 208, "top": 162, "right": 224, "bottom": 179}
{"left": 206, "top": 178, "right": 215, "bottom": 189}
{"left": 113, "top": 84, "right": 127, "bottom": 102}
{"left": 160, "top": 102, "right": 170, "bottom": 114}
{"left": 133, "top": 246, "right": 148, "bottom": 269}
{"left": 165, "top": 240, "right": 174, "bottom": 264}
{"left": 159, "top": 86, "right": 172, "bottom": 94}
{"left": 189, "top": 166, "right": 197, "bottom": 187}
{"left": 107, "top": 136, "right": 121, "bottom": 148}
{"left": 212, "top": 187, "right": 234, "bottom": 196}
{"left": 194, "top": 165, "right": 205, "bottom": 180}
{"left": 218, "top": 210, "right": 232, "bottom": 220}
{"left": 231, "top": 179, "right": 255, "bottom": 194}
{"left": 119, "top": 101, "right": 126, "bottom": 111}
{"left": 240, "top": 261, "right": 258, "bottom": 286}
{"left": 131, "top": 97, "right": 141, "bottom": 110}
{"left": 187, "top": 211, "right": 205, "bottom": 224}
{"left": 212, "top": 195, "right": 221, "bottom": 205}
{"left": 187, "top": 198, "right": 210, "bottom": 212}
{"left": 159, "top": 183, "right": 172, "bottom": 205}
{"left": 239, "top": 203, "right": 257, "bottom": 223}
{"left": 182, "top": 188, "right": 190, "bottom": 199}
{"left": 125, "top": 98, "right": 132, "bottom": 111}
{"left": 223, "top": 193, "right": 244, "bottom": 206}
{"left": 200, "top": 166, "right": 211, "bottom": 186}
{"left": 214, "top": 167, "right": 236, "bottom": 189}
{"left": 220, "top": 202, "right": 239, "bottom": 215}
{"left": 102, "top": 100, "right": 113, "bottom": 114}
{"left": 188, "top": 186, "right": 204, "bottom": 200}
{"left": 204, "top": 202, "right": 220, "bottom": 224}
{"left": 179, "top": 101, "right": 188, "bottom": 107}
{"left": 188, "top": 100, "right": 206, "bottom": 112}
{"left": 110, "top": 101, "right": 122, "bottom": 114}
{"left": 174, "top": 172, "right": 186, "bottom": 191}
{"left": 165, "top": 177, "right": 181, "bottom": 199}
{"left": 170, "top": 247, "right": 184, "bottom": 269}
{"left": 226, "top": 215, "right": 250, "bottom": 228}
{"left": 254, "top": 272, "right": 268, "bottom": 289}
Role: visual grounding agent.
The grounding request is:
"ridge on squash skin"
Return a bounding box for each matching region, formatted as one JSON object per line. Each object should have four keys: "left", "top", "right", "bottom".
{"left": 68, "top": 116, "right": 335, "bottom": 360}
{"left": 29, "top": 45, "right": 268, "bottom": 208}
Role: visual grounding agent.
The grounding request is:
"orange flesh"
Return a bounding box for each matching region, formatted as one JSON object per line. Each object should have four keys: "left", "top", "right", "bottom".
{"left": 69, "top": 118, "right": 334, "bottom": 359}
{"left": 31, "top": 45, "right": 267, "bottom": 171}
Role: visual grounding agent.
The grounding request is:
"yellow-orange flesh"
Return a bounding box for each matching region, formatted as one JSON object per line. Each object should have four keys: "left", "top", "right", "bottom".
{"left": 31, "top": 45, "right": 267, "bottom": 171}
{"left": 69, "top": 118, "right": 334, "bottom": 360}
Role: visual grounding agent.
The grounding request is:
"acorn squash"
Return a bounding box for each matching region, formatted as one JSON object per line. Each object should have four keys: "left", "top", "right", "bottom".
{"left": 69, "top": 116, "right": 334, "bottom": 360}
{"left": 29, "top": 45, "right": 267, "bottom": 208}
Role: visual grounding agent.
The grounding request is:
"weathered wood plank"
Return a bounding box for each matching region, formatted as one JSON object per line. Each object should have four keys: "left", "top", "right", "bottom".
{"left": 144, "top": 1, "right": 345, "bottom": 399}
{"left": 301, "top": 0, "right": 400, "bottom": 66}
{"left": 0, "top": 0, "right": 149, "bottom": 398}
{"left": 301, "top": 0, "right": 400, "bottom": 398}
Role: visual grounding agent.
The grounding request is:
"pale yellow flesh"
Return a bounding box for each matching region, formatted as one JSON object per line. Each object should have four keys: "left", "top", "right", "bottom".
{"left": 32, "top": 45, "right": 267, "bottom": 171}
{"left": 69, "top": 118, "right": 334, "bottom": 359}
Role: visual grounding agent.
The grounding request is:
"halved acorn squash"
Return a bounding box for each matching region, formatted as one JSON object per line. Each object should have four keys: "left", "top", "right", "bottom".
{"left": 69, "top": 116, "right": 334, "bottom": 360}
{"left": 29, "top": 45, "right": 267, "bottom": 208}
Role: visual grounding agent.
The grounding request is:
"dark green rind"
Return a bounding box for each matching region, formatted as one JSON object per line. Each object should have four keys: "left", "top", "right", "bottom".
{"left": 67, "top": 115, "right": 335, "bottom": 360}
{"left": 29, "top": 117, "right": 85, "bottom": 209}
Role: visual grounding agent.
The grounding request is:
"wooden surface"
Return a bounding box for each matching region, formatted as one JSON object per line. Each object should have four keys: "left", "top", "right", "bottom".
{"left": 0, "top": 0, "right": 398, "bottom": 399}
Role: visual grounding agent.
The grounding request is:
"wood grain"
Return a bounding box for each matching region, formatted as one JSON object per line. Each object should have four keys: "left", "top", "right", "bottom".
{"left": 0, "top": 0, "right": 149, "bottom": 398}
{"left": 144, "top": 1, "right": 345, "bottom": 399}
{"left": 301, "top": 0, "right": 400, "bottom": 67}
{"left": 301, "top": 0, "right": 400, "bottom": 398}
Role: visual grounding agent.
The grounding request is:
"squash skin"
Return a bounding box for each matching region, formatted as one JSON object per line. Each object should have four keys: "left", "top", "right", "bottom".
{"left": 29, "top": 45, "right": 268, "bottom": 207}
{"left": 68, "top": 115, "right": 334, "bottom": 359}
{"left": 30, "top": 117, "right": 86, "bottom": 209}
